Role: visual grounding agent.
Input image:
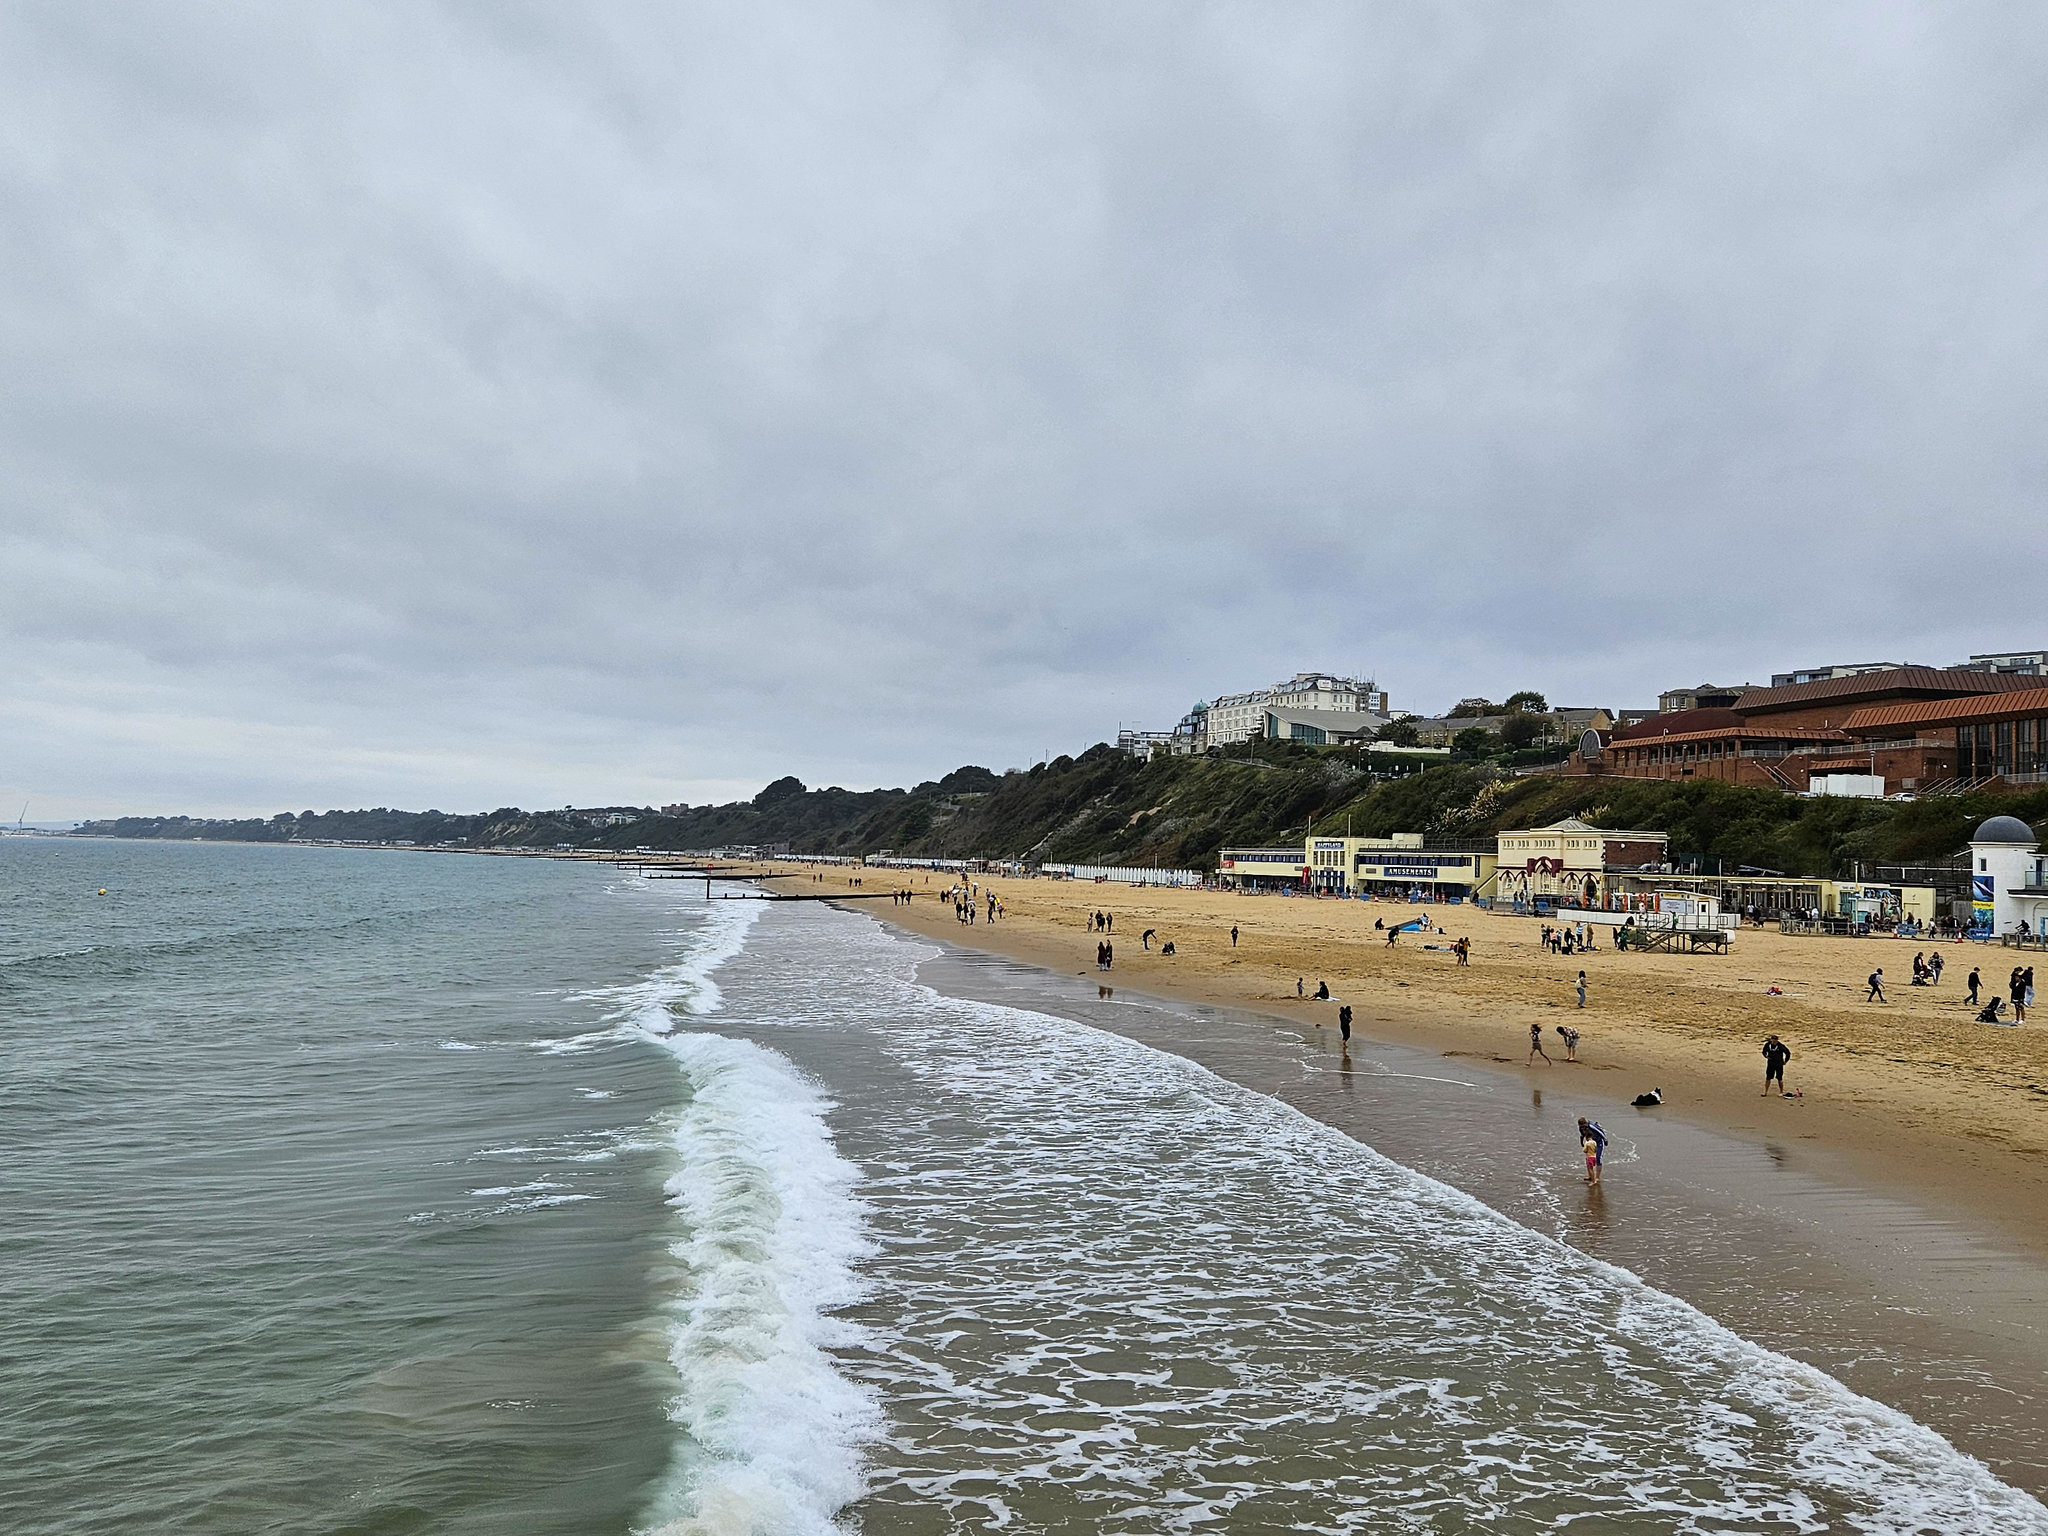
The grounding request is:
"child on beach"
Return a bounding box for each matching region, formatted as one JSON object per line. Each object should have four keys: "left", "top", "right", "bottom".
{"left": 1583, "top": 1136, "right": 1602, "bottom": 1185}
{"left": 1527, "top": 1022, "right": 1551, "bottom": 1065}
{"left": 1556, "top": 1024, "right": 1579, "bottom": 1061}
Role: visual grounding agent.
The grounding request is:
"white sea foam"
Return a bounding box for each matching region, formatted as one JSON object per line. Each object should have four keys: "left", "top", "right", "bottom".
{"left": 602, "top": 898, "right": 765, "bottom": 1031}
{"left": 637, "top": 1031, "right": 880, "bottom": 1536}
{"left": 567, "top": 896, "right": 881, "bottom": 1534}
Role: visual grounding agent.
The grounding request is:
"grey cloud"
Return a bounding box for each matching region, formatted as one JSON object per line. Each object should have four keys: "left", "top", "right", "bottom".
{"left": 4, "top": 2, "right": 2048, "bottom": 817}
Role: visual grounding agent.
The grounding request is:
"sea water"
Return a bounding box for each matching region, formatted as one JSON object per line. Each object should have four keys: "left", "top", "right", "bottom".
{"left": 4, "top": 839, "right": 2045, "bottom": 1534}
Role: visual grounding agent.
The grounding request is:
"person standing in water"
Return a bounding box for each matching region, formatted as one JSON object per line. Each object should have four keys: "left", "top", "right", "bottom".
{"left": 1576, "top": 1116, "right": 1607, "bottom": 1183}
{"left": 1338, "top": 1004, "right": 1352, "bottom": 1042}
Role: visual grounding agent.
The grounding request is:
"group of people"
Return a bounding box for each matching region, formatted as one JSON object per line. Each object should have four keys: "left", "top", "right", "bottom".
{"left": 1908, "top": 950, "right": 1946, "bottom": 986}
{"left": 1970, "top": 964, "right": 2034, "bottom": 1023}
{"left": 1541, "top": 922, "right": 1596, "bottom": 954}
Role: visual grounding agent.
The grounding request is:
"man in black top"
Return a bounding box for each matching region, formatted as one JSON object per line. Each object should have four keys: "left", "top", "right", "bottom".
{"left": 1762, "top": 1034, "right": 1792, "bottom": 1095}
{"left": 1967, "top": 967, "right": 1982, "bottom": 1005}
{"left": 1338, "top": 1004, "right": 1352, "bottom": 1042}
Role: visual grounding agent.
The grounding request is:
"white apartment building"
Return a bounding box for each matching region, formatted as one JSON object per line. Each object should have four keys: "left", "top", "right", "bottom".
{"left": 1962, "top": 650, "right": 2048, "bottom": 676}
{"left": 1204, "top": 673, "right": 1391, "bottom": 747}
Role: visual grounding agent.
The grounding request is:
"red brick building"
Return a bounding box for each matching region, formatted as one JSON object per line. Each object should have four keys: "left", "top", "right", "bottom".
{"left": 1839, "top": 687, "right": 2048, "bottom": 791}
{"left": 1580, "top": 668, "right": 2048, "bottom": 794}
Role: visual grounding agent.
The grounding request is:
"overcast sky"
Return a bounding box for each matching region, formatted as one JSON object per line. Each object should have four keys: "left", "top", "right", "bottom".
{"left": 5, "top": 3, "right": 2047, "bottom": 819}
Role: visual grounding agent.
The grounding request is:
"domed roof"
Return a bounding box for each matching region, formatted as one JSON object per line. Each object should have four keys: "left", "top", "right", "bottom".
{"left": 1972, "top": 814, "right": 2038, "bottom": 845}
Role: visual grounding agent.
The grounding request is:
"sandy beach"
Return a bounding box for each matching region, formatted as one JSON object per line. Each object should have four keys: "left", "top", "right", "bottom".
{"left": 749, "top": 860, "right": 2048, "bottom": 1263}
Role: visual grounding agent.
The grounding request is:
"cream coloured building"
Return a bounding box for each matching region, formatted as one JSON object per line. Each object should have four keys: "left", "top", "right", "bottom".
{"left": 1205, "top": 673, "right": 1390, "bottom": 747}
{"left": 1493, "top": 819, "right": 1670, "bottom": 908}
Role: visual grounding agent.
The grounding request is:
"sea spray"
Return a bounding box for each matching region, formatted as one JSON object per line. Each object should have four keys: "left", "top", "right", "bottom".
{"left": 641, "top": 1033, "right": 879, "bottom": 1536}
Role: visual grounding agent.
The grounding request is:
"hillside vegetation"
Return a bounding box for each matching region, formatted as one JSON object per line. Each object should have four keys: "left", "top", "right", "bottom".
{"left": 78, "top": 740, "right": 2048, "bottom": 878}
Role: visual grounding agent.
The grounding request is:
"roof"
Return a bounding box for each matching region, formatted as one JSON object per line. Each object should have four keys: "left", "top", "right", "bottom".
{"left": 1502, "top": 819, "right": 1668, "bottom": 841}
{"left": 1605, "top": 723, "right": 1850, "bottom": 748}
{"left": 1973, "top": 815, "right": 2038, "bottom": 846}
{"left": 1734, "top": 667, "right": 2046, "bottom": 715}
{"left": 1840, "top": 687, "right": 2048, "bottom": 734}
{"left": 1260, "top": 706, "right": 1390, "bottom": 733}
{"left": 1614, "top": 707, "right": 1745, "bottom": 741}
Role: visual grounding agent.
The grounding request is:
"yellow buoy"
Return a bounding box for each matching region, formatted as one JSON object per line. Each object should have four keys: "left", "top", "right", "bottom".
{"left": 98, "top": 888, "right": 107, "bottom": 896}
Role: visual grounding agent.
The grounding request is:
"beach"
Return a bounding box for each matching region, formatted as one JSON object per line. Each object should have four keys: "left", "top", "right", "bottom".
{"left": 735, "top": 860, "right": 2048, "bottom": 1500}
{"left": 751, "top": 861, "right": 2048, "bottom": 1260}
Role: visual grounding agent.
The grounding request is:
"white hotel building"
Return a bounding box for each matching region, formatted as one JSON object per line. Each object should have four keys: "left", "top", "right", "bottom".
{"left": 1202, "top": 673, "right": 1391, "bottom": 748}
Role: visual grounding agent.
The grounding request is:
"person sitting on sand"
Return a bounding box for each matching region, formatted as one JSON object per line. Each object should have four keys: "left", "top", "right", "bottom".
{"left": 1160, "top": 940, "right": 1175, "bottom": 956}
{"left": 1314, "top": 980, "right": 1330, "bottom": 1000}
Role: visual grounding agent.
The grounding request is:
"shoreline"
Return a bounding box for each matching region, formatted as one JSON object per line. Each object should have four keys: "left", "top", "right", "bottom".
{"left": 747, "top": 861, "right": 2048, "bottom": 1271}
{"left": 778, "top": 881, "right": 2048, "bottom": 1497}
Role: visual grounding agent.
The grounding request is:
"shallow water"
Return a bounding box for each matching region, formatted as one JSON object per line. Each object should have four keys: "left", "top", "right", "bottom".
{"left": 6, "top": 840, "right": 2044, "bottom": 1533}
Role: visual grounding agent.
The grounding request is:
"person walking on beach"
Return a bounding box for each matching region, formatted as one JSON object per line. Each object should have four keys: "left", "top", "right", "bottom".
{"left": 1528, "top": 1021, "right": 1551, "bottom": 1065}
{"left": 1230, "top": 925, "right": 1239, "bottom": 948}
{"left": 1575, "top": 971, "right": 1587, "bottom": 1009}
{"left": 1556, "top": 1024, "right": 1580, "bottom": 1061}
{"left": 1338, "top": 1004, "right": 1352, "bottom": 1042}
{"left": 1967, "top": 967, "right": 1982, "bottom": 1005}
{"left": 1866, "top": 968, "right": 1886, "bottom": 1003}
{"left": 1931, "top": 950, "right": 1944, "bottom": 985}
{"left": 2020, "top": 967, "right": 2035, "bottom": 1024}
{"left": 1762, "top": 1034, "right": 1792, "bottom": 1095}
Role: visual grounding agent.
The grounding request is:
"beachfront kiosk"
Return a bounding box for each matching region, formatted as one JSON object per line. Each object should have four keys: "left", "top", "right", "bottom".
{"left": 1970, "top": 814, "right": 2048, "bottom": 936}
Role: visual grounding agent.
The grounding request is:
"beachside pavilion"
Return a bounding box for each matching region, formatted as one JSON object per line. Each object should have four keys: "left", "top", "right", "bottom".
{"left": 1217, "top": 846, "right": 1309, "bottom": 890}
{"left": 1303, "top": 833, "right": 1498, "bottom": 901}
{"left": 1493, "top": 819, "right": 1670, "bottom": 910}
